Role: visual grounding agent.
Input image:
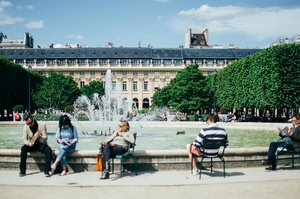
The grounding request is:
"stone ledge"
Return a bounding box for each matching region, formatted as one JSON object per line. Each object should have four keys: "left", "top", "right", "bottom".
{"left": 0, "top": 148, "right": 297, "bottom": 172}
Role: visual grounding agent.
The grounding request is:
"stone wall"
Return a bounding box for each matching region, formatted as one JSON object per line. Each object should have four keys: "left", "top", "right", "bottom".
{"left": 0, "top": 148, "right": 297, "bottom": 172}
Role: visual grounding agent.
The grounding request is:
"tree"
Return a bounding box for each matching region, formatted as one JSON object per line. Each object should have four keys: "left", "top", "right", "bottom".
{"left": 216, "top": 44, "right": 300, "bottom": 117}
{"left": 0, "top": 57, "right": 43, "bottom": 117}
{"left": 81, "top": 80, "right": 104, "bottom": 99}
{"left": 33, "top": 71, "right": 81, "bottom": 110}
{"left": 152, "top": 64, "right": 210, "bottom": 113}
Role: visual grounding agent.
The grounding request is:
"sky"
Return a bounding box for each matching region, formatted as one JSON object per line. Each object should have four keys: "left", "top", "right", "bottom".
{"left": 0, "top": 0, "right": 300, "bottom": 49}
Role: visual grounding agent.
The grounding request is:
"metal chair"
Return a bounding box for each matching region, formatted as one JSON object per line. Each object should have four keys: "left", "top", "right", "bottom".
{"left": 112, "top": 133, "right": 138, "bottom": 177}
{"left": 275, "top": 140, "right": 300, "bottom": 171}
{"left": 191, "top": 138, "right": 228, "bottom": 179}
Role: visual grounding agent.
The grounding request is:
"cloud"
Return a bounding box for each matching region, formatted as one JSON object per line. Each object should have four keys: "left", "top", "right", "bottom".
{"left": 17, "top": 4, "right": 34, "bottom": 10}
{"left": 65, "top": 34, "right": 84, "bottom": 40}
{"left": 0, "top": 15, "right": 23, "bottom": 25}
{"left": 25, "top": 20, "right": 44, "bottom": 28}
{"left": 0, "top": 0, "right": 12, "bottom": 12}
{"left": 174, "top": 4, "right": 300, "bottom": 40}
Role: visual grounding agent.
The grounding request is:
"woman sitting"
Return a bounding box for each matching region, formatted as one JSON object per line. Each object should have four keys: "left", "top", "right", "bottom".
{"left": 100, "top": 119, "right": 134, "bottom": 179}
{"left": 51, "top": 114, "right": 78, "bottom": 176}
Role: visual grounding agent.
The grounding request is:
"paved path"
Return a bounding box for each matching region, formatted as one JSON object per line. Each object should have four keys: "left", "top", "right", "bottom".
{"left": 1, "top": 167, "right": 300, "bottom": 199}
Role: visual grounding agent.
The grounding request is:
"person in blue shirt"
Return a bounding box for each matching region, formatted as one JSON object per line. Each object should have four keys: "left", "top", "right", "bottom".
{"left": 50, "top": 114, "right": 78, "bottom": 176}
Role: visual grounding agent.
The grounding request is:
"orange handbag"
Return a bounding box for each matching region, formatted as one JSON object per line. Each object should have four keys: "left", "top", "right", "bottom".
{"left": 96, "top": 154, "right": 103, "bottom": 171}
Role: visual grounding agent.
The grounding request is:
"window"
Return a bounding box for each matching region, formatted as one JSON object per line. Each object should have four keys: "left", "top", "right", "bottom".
{"left": 120, "top": 59, "right": 129, "bottom": 65}
{"left": 154, "top": 71, "right": 160, "bottom": 76}
{"left": 36, "top": 59, "right": 45, "bottom": 65}
{"left": 195, "top": 59, "right": 202, "bottom": 64}
{"left": 16, "top": 59, "right": 24, "bottom": 64}
{"left": 122, "top": 71, "right": 127, "bottom": 76}
{"left": 131, "top": 59, "right": 139, "bottom": 65}
{"left": 141, "top": 59, "right": 150, "bottom": 65}
{"left": 57, "top": 59, "right": 65, "bottom": 66}
{"left": 101, "top": 71, "right": 106, "bottom": 76}
{"left": 133, "top": 81, "right": 138, "bottom": 91}
{"left": 174, "top": 59, "right": 182, "bottom": 65}
{"left": 110, "top": 59, "right": 119, "bottom": 66}
{"left": 144, "top": 81, "right": 148, "bottom": 91}
{"left": 69, "top": 71, "right": 74, "bottom": 76}
{"left": 80, "top": 71, "right": 85, "bottom": 76}
{"left": 78, "top": 59, "right": 86, "bottom": 65}
{"left": 47, "top": 59, "right": 55, "bottom": 66}
{"left": 185, "top": 59, "right": 192, "bottom": 65}
{"left": 67, "top": 59, "right": 76, "bottom": 65}
{"left": 133, "top": 71, "right": 138, "bottom": 76}
{"left": 144, "top": 71, "right": 148, "bottom": 76}
{"left": 112, "top": 81, "right": 116, "bottom": 90}
{"left": 90, "top": 71, "right": 96, "bottom": 76}
{"left": 99, "top": 59, "right": 108, "bottom": 65}
{"left": 80, "top": 81, "right": 85, "bottom": 88}
{"left": 88, "top": 59, "right": 97, "bottom": 65}
{"left": 122, "top": 81, "right": 127, "bottom": 91}
{"left": 152, "top": 59, "right": 161, "bottom": 66}
{"left": 26, "top": 59, "right": 34, "bottom": 65}
{"left": 163, "top": 59, "right": 172, "bottom": 65}
{"left": 143, "top": 98, "right": 150, "bottom": 109}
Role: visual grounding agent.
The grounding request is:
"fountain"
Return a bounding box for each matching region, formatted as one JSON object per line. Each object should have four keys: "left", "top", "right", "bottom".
{"left": 73, "top": 69, "right": 135, "bottom": 136}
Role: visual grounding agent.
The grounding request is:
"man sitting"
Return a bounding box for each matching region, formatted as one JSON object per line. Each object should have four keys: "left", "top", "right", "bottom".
{"left": 19, "top": 115, "right": 53, "bottom": 177}
{"left": 187, "top": 114, "right": 227, "bottom": 175}
{"left": 263, "top": 113, "right": 300, "bottom": 170}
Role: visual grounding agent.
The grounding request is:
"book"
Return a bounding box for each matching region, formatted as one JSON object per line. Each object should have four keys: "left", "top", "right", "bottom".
{"left": 277, "top": 126, "right": 289, "bottom": 136}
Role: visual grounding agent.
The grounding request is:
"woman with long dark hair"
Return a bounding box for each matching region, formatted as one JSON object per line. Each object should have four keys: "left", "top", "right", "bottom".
{"left": 50, "top": 114, "right": 78, "bottom": 176}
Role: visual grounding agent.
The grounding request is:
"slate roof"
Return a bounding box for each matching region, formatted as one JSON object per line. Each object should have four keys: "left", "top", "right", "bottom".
{"left": 0, "top": 47, "right": 261, "bottom": 60}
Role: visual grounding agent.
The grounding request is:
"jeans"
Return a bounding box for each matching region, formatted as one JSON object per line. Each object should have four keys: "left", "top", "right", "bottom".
{"left": 102, "top": 144, "right": 127, "bottom": 171}
{"left": 267, "top": 141, "right": 293, "bottom": 168}
{"left": 57, "top": 144, "right": 76, "bottom": 167}
{"left": 20, "top": 142, "right": 52, "bottom": 174}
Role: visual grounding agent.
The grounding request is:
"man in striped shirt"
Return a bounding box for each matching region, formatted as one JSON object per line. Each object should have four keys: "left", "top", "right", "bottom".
{"left": 187, "top": 114, "right": 227, "bottom": 175}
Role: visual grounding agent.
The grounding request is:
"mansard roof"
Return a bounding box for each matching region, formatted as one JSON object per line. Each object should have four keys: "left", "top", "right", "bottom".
{"left": 0, "top": 47, "right": 260, "bottom": 59}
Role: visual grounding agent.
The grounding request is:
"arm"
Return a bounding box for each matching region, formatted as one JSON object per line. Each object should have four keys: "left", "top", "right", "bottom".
{"left": 70, "top": 126, "right": 79, "bottom": 144}
{"left": 38, "top": 124, "right": 48, "bottom": 143}
{"left": 123, "top": 131, "right": 134, "bottom": 144}
{"left": 22, "top": 125, "right": 32, "bottom": 146}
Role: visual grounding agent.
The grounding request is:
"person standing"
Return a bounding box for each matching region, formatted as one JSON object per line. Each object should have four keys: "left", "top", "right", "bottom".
{"left": 19, "top": 115, "right": 53, "bottom": 177}
{"left": 50, "top": 114, "right": 78, "bottom": 176}
{"left": 187, "top": 114, "right": 227, "bottom": 175}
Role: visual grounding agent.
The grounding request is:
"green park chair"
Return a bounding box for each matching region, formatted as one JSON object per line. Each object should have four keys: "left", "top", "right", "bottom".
{"left": 191, "top": 137, "right": 228, "bottom": 179}
{"left": 112, "top": 133, "right": 138, "bottom": 177}
{"left": 275, "top": 140, "right": 300, "bottom": 171}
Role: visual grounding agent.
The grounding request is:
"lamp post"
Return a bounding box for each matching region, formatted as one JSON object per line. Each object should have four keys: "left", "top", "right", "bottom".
{"left": 28, "top": 66, "right": 32, "bottom": 113}
{"left": 213, "top": 69, "right": 217, "bottom": 111}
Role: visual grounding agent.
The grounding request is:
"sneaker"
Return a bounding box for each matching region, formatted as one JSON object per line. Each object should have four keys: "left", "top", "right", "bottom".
{"left": 44, "top": 172, "right": 51, "bottom": 177}
{"left": 265, "top": 165, "right": 275, "bottom": 171}
{"left": 59, "top": 170, "right": 67, "bottom": 176}
{"left": 19, "top": 172, "right": 26, "bottom": 177}
{"left": 100, "top": 171, "right": 109, "bottom": 180}
{"left": 262, "top": 159, "right": 270, "bottom": 166}
{"left": 192, "top": 169, "right": 199, "bottom": 175}
{"left": 50, "top": 164, "right": 57, "bottom": 174}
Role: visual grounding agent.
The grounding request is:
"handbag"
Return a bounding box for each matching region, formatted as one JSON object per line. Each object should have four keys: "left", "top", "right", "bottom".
{"left": 190, "top": 144, "right": 202, "bottom": 156}
{"left": 96, "top": 154, "right": 103, "bottom": 171}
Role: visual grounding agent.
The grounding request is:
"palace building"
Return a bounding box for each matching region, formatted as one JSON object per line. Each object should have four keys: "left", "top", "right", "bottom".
{"left": 0, "top": 30, "right": 261, "bottom": 110}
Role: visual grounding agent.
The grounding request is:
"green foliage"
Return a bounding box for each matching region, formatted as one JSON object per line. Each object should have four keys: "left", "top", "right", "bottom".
{"left": 216, "top": 44, "right": 300, "bottom": 109}
{"left": 152, "top": 64, "right": 210, "bottom": 113}
{"left": 0, "top": 56, "right": 43, "bottom": 113}
{"left": 13, "top": 105, "right": 24, "bottom": 112}
{"left": 64, "top": 105, "right": 74, "bottom": 113}
{"left": 81, "top": 80, "right": 104, "bottom": 99}
{"left": 33, "top": 71, "right": 81, "bottom": 110}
